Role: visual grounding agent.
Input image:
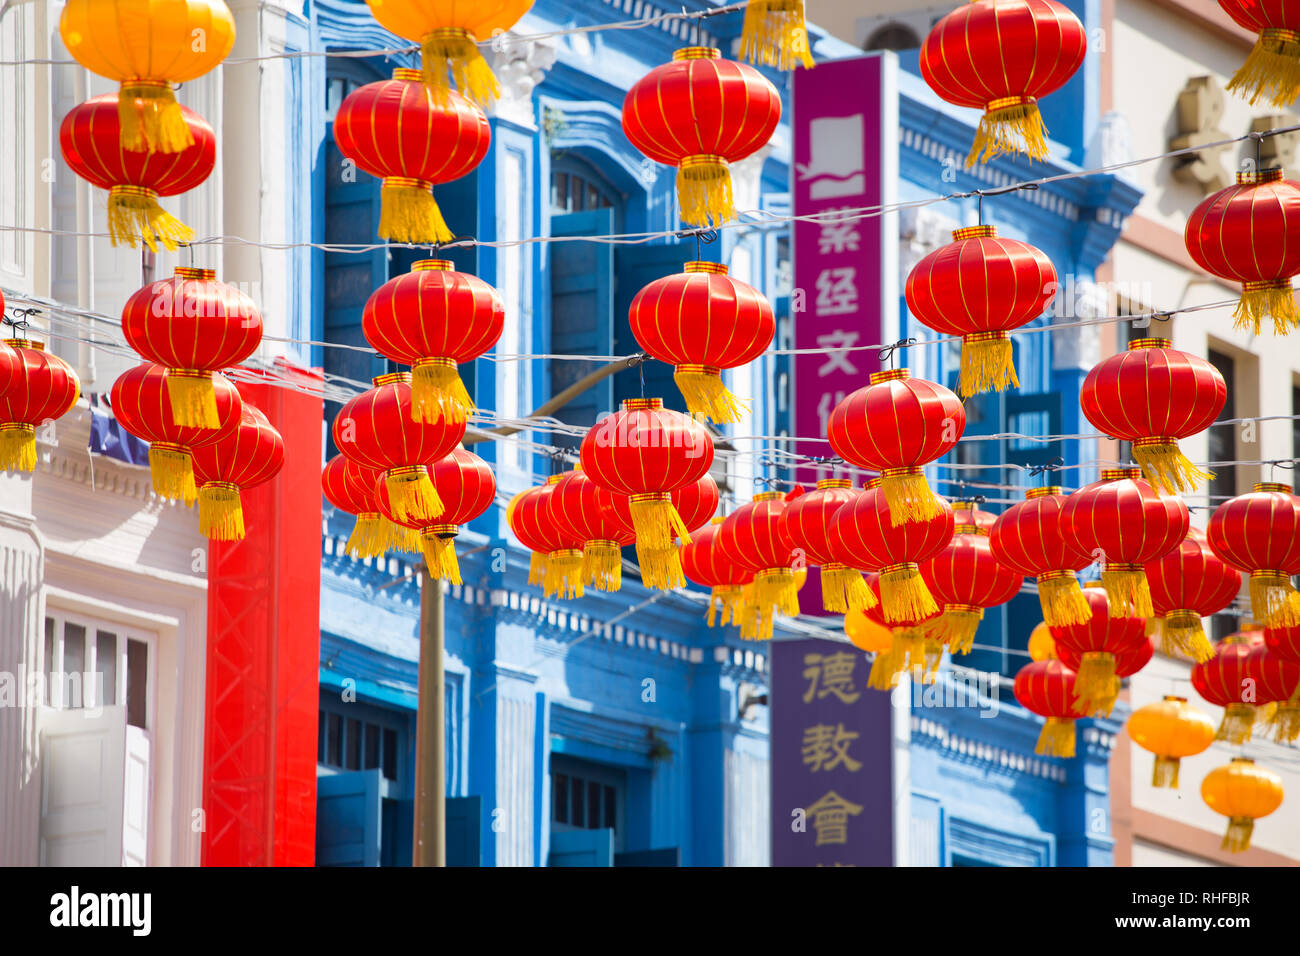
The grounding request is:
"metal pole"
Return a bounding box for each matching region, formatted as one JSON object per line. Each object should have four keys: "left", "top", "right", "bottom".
{"left": 413, "top": 567, "right": 446, "bottom": 866}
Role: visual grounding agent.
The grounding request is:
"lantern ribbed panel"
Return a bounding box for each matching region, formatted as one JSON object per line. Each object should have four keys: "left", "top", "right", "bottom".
{"left": 1050, "top": 587, "right": 1147, "bottom": 658}
{"left": 547, "top": 469, "right": 633, "bottom": 547}
{"left": 122, "top": 268, "right": 262, "bottom": 370}
{"left": 779, "top": 482, "right": 859, "bottom": 566}
{"left": 59, "top": 0, "right": 236, "bottom": 83}
{"left": 1081, "top": 340, "right": 1226, "bottom": 444}
{"left": 322, "top": 455, "right": 386, "bottom": 515}
{"left": 60, "top": 95, "right": 215, "bottom": 195}
{"left": 332, "top": 374, "right": 466, "bottom": 472}
{"left": 921, "top": 533, "right": 1023, "bottom": 609}
{"left": 1013, "top": 659, "right": 1083, "bottom": 718}
{"left": 1266, "top": 622, "right": 1300, "bottom": 661}
{"left": 1, "top": 341, "right": 81, "bottom": 432}
{"left": 578, "top": 400, "right": 714, "bottom": 497}
{"left": 362, "top": 259, "right": 504, "bottom": 364}
{"left": 988, "top": 487, "right": 1091, "bottom": 576}
{"left": 826, "top": 370, "right": 964, "bottom": 471}
{"left": 1207, "top": 484, "right": 1300, "bottom": 575}
{"left": 681, "top": 518, "right": 753, "bottom": 589}
{"left": 1061, "top": 470, "right": 1190, "bottom": 568}
{"left": 361, "top": 0, "right": 532, "bottom": 45}
{"left": 191, "top": 404, "right": 284, "bottom": 489}
{"left": 1146, "top": 535, "right": 1242, "bottom": 617}
{"left": 377, "top": 448, "right": 495, "bottom": 531}
{"left": 110, "top": 363, "right": 240, "bottom": 448}
{"left": 828, "top": 487, "right": 954, "bottom": 570}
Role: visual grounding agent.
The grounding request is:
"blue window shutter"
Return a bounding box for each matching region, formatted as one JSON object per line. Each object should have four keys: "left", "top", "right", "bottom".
{"left": 549, "top": 828, "right": 615, "bottom": 866}
{"left": 316, "top": 769, "right": 385, "bottom": 866}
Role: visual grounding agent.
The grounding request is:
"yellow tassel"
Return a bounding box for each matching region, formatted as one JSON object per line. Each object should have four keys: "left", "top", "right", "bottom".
{"left": 148, "top": 443, "right": 198, "bottom": 504}
{"left": 1226, "top": 29, "right": 1300, "bottom": 108}
{"left": 967, "top": 98, "right": 1051, "bottom": 167}
{"left": 1132, "top": 440, "right": 1214, "bottom": 495}
{"left": 1035, "top": 717, "right": 1076, "bottom": 758}
{"left": 164, "top": 371, "right": 219, "bottom": 429}
{"left": 379, "top": 178, "right": 453, "bottom": 246}
{"left": 1235, "top": 281, "right": 1300, "bottom": 336}
{"left": 1101, "top": 564, "right": 1153, "bottom": 618}
{"left": 411, "top": 358, "right": 472, "bottom": 424}
{"left": 1152, "top": 755, "right": 1181, "bottom": 788}
{"left": 1073, "top": 651, "right": 1117, "bottom": 714}
{"left": 748, "top": 568, "right": 799, "bottom": 641}
{"left": 1036, "top": 572, "right": 1092, "bottom": 627}
{"left": 959, "top": 332, "right": 1018, "bottom": 398}
{"left": 118, "top": 81, "right": 193, "bottom": 154}
{"left": 1160, "top": 610, "right": 1214, "bottom": 662}
{"left": 1222, "top": 817, "right": 1255, "bottom": 853}
{"left": 629, "top": 495, "right": 691, "bottom": 551}
{"left": 708, "top": 585, "right": 747, "bottom": 627}
{"left": 926, "top": 606, "right": 983, "bottom": 656}
{"left": 638, "top": 545, "right": 686, "bottom": 591}
{"left": 543, "top": 548, "right": 585, "bottom": 600}
{"left": 878, "top": 468, "right": 941, "bottom": 526}
{"left": 677, "top": 155, "right": 735, "bottom": 228}
{"left": 420, "top": 533, "right": 462, "bottom": 585}
{"left": 878, "top": 563, "right": 938, "bottom": 624}
{"left": 198, "top": 482, "right": 245, "bottom": 541}
{"left": 420, "top": 27, "right": 501, "bottom": 107}
{"left": 912, "top": 638, "right": 944, "bottom": 684}
{"left": 820, "top": 563, "right": 875, "bottom": 614}
{"left": 868, "top": 645, "right": 907, "bottom": 691}
{"left": 1272, "top": 702, "right": 1300, "bottom": 744}
{"left": 583, "top": 540, "right": 622, "bottom": 592}
{"left": 384, "top": 467, "right": 443, "bottom": 524}
{"left": 1216, "top": 703, "right": 1256, "bottom": 745}
{"left": 107, "top": 185, "right": 194, "bottom": 253}
{"left": 673, "top": 365, "right": 749, "bottom": 424}
{"left": 739, "top": 0, "right": 814, "bottom": 70}
{"left": 0, "top": 422, "right": 36, "bottom": 471}
{"left": 346, "top": 513, "right": 391, "bottom": 558}
{"left": 388, "top": 520, "right": 420, "bottom": 553}
{"left": 1250, "top": 570, "right": 1300, "bottom": 627}
{"left": 528, "top": 550, "right": 548, "bottom": 587}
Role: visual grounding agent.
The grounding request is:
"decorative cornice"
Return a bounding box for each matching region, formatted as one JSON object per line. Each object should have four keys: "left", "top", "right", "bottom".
{"left": 911, "top": 713, "right": 1071, "bottom": 783}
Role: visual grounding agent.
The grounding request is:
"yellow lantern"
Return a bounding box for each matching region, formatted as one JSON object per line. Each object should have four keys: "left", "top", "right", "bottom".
{"left": 1126, "top": 696, "right": 1215, "bottom": 787}
{"left": 1028, "top": 621, "right": 1056, "bottom": 661}
{"left": 59, "top": 0, "right": 236, "bottom": 154}
{"left": 845, "top": 609, "right": 891, "bottom": 653}
{"left": 1201, "top": 758, "right": 1283, "bottom": 852}
{"left": 363, "top": 0, "right": 533, "bottom": 105}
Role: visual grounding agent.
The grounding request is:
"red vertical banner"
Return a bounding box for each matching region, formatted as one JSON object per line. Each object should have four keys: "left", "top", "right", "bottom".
{"left": 202, "top": 361, "right": 323, "bottom": 866}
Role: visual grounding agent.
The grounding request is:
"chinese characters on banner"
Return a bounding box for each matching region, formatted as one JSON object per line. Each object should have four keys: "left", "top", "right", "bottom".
{"left": 771, "top": 638, "right": 893, "bottom": 866}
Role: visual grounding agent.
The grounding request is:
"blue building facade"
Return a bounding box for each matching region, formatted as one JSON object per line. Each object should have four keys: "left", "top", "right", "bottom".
{"left": 304, "top": 0, "right": 1140, "bottom": 866}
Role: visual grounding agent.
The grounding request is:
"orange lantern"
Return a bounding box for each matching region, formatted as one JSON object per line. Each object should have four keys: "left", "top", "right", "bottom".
{"left": 1028, "top": 621, "right": 1057, "bottom": 661}
{"left": 1201, "top": 758, "right": 1284, "bottom": 852}
{"left": 1126, "top": 696, "right": 1216, "bottom": 788}
{"left": 845, "top": 608, "right": 892, "bottom": 654}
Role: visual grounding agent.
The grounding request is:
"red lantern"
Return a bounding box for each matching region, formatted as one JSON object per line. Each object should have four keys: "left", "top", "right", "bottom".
{"left": 59, "top": 94, "right": 215, "bottom": 251}
{"left": 508, "top": 477, "right": 587, "bottom": 598}
{"left": 1058, "top": 632, "right": 1154, "bottom": 716}
{"left": 1080, "top": 337, "right": 1227, "bottom": 494}
{"left": 1219, "top": 1, "right": 1300, "bottom": 107}
{"left": 919, "top": 0, "right": 1087, "bottom": 165}
{"left": 920, "top": 514, "right": 1023, "bottom": 654}
{"left": 904, "top": 225, "right": 1056, "bottom": 396}
{"left": 1191, "top": 635, "right": 1264, "bottom": 745}
{"left": 189, "top": 404, "right": 285, "bottom": 541}
{"left": 110, "top": 362, "right": 240, "bottom": 502}
{"left": 1265, "top": 621, "right": 1300, "bottom": 662}
{"left": 579, "top": 398, "right": 714, "bottom": 587}
{"left": 0, "top": 338, "right": 81, "bottom": 472}
{"left": 1207, "top": 481, "right": 1300, "bottom": 627}
{"left": 362, "top": 259, "right": 504, "bottom": 424}
{"left": 332, "top": 371, "right": 466, "bottom": 525}
{"left": 1146, "top": 528, "right": 1242, "bottom": 663}
{"left": 826, "top": 369, "right": 965, "bottom": 525}
{"left": 121, "top": 268, "right": 263, "bottom": 429}
{"left": 628, "top": 261, "right": 775, "bottom": 422}
{"left": 1050, "top": 584, "right": 1147, "bottom": 715}
{"left": 718, "top": 490, "right": 808, "bottom": 640}
{"left": 1013, "top": 658, "right": 1085, "bottom": 757}
{"left": 666, "top": 474, "right": 721, "bottom": 534}
{"left": 861, "top": 572, "right": 944, "bottom": 688}
{"left": 1060, "top": 467, "right": 1189, "bottom": 619}
{"left": 828, "top": 485, "right": 954, "bottom": 624}
{"left": 950, "top": 499, "right": 999, "bottom": 533}
{"left": 1185, "top": 168, "right": 1300, "bottom": 335}
{"left": 377, "top": 448, "right": 495, "bottom": 584}
{"left": 334, "top": 69, "right": 491, "bottom": 244}
{"left": 1254, "top": 648, "right": 1300, "bottom": 743}
{"left": 606, "top": 473, "right": 723, "bottom": 590}
{"left": 989, "top": 485, "right": 1093, "bottom": 627}
{"left": 547, "top": 467, "right": 635, "bottom": 593}
{"left": 779, "top": 478, "right": 876, "bottom": 614}
{"left": 681, "top": 516, "right": 756, "bottom": 632}
{"left": 322, "top": 455, "right": 416, "bottom": 558}
{"left": 622, "top": 48, "right": 781, "bottom": 227}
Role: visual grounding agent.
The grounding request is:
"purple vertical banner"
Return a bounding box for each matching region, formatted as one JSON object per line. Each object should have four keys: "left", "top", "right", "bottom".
{"left": 770, "top": 638, "right": 893, "bottom": 866}
{"left": 791, "top": 54, "right": 898, "bottom": 616}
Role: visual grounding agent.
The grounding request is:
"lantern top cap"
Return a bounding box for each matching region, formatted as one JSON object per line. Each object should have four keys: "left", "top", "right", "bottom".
{"left": 952, "top": 224, "right": 997, "bottom": 241}
{"left": 392, "top": 67, "right": 423, "bottom": 83}
{"left": 373, "top": 371, "right": 410, "bottom": 387}
{"left": 1101, "top": 467, "right": 1141, "bottom": 480}
{"left": 413, "top": 259, "right": 453, "bottom": 272}
{"left": 954, "top": 523, "right": 983, "bottom": 535}
{"left": 1162, "top": 695, "right": 1188, "bottom": 703}
{"left": 753, "top": 491, "right": 782, "bottom": 502}
{"left": 1128, "top": 337, "right": 1171, "bottom": 350}
{"left": 673, "top": 47, "right": 720, "bottom": 60}
{"left": 174, "top": 266, "right": 216, "bottom": 280}
{"left": 869, "top": 368, "right": 910, "bottom": 385}
{"left": 1083, "top": 580, "right": 1106, "bottom": 589}
{"left": 1237, "top": 167, "right": 1283, "bottom": 185}
{"left": 816, "top": 478, "right": 851, "bottom": 489}
{"left": 1230, "top": 756, "right": 1255, "bottom": 765}
{"left": 866, "top": 477, "right": 883, "bottom": 489}
{"left": 546, "top": 474, "right": 563, "bottom": 485}
{"left": 710, "top": 515, "right": 725, "bottom": 525}
{"left": 1254, "top": 481, "right": 1293, "bottom": 494}
{"left": 684, "top": 261, "right": 728, "bottom": 275}
{"left": 3, "top": 337, "right": 41, "bottom": 351}
{"left": 1026, "top": 486, "right": 1061, "bottom": 499}
{"left": 622, "top": 397, "right": 664, "bottom": 411}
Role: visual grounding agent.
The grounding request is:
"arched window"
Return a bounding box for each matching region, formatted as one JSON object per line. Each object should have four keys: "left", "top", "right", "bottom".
{"left": 864, "top": 23, "right": 921, "bottom": 52}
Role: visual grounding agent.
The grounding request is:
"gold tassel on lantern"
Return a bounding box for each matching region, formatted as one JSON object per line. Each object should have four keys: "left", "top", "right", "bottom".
{"left": 384, "top": 465, "right": 444, "bottom": 524}
{"left": 148, "top": 441, "right": 198, "bottom": 504}
{"left": 1036, "top": 570, "right": 1092, "bottom": 627}
{"left": 389, "top": 520, "right": 420, "bottom": 553}
{"left": 869, "top": 631, "right": 919, "bottom": 691}
{"left": 878, "top": 466, "right": 942, "bottom": 525}
{"left": 708, "top": 584, "right": 747, "bottom": 628}
{"left": 925, "top": 604, "right": 984, "bottom": 656}
{"left": 1035, "top": 717, "right": 1076, "bottom": 758}
{"left": 1100, "top": 562, "right": 1153, "bottom": 618}
{"left": 749, "top": 568, "right": 799, "bottom": 640}
{"left": 1226, "top": 28, "right": 1300, "bottom": 108}
{"left": 913, "top": 638, "right": 944, "bottom": 684}
{"left": 411, "top": 358, "right": 473, "bottom": 424}
{"left": 1216, "top": 702, "right": 1256, "bottom": 745}
{"left": 528, "top": 550, "right": 548, "bottom": 587}
{"left": 1250, "top": 570, "right": 1300, "bottom": 627}
{"left": 968, "top": 96, "right": 1051, "bottom": 167}
{"left": 1159, "top": 610, "right": 1215, "bottom": 662}
{"left": 959, "top": 331, "right": 1018, "bottom": 398}
{"left": 198, "top": 482, "right": 245, "bottom": 541}
{"left": 164, "top": 370, "right": 220, "bottom": 429}
{"left": 0, "top": 422, "right": 36, "bottom": 471}
{"left": 379, "top": 177, "right": 453, "bottom": 245}
{"left": 118, "top": 80, "right": 194, "bottom": 154}
{"left": 819, "top": 563, "right": 875, "bottom": 614}
{"left": 673, "top": 365, "right": 749, "bottom": 424}
{"left": 1272, "top": 698, "right": 1300, "bottom": 744}
{"left": 420, "top": 27, "right": 501, "bottom": 106}
{"left": 738, "top": 586, "right": 762, "bottom": 641}
{"left": 1132, "top": 437, "right": 1214, "bottom": 495}
{"left": 640, "top": 547, "right": 686, "bottom": 591}
{"left": 1152, "top": 755, "right": 1182, "bottom": 788}
{"left": 678, "top": 155, "right": 735, "bottom": 228}
{"left": 544, "top": 548, "right": 585, "bottom": 600}
{"left": 739, "top": 0, "right": 814, "bottom": 70}
{"left": 420, "top": 526, "right": 462, "bottom": 585}
{"left": 878, "top": 562, "right": 939, "bottom": 624}
{"left": 107, "top": 185, "right": 194, "bottom": 253}
{"left": 583, "top": 539, "right": 622, "bottom": 592}
{"left": 1222, "top": 817, "right": 1256, "bottom": 853}
{"left": 1235, "top": 279, "right": 1300, "bottom": 336}
{"left": 1073, "top": 652, "right": 1118, "bottom": 714}
{"left": 346, "top": 512, "right": 391, "bottom": 558}
{"left": 629, "top": 492, "right": 691, "bottom": 587}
